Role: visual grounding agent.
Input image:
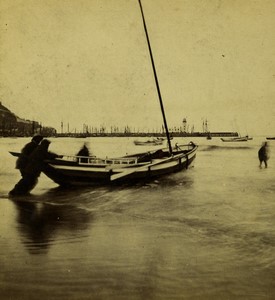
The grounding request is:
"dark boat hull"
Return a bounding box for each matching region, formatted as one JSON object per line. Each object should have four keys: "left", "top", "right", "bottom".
{"left": 46, "top": 153, "right": 196, "bottom": 186}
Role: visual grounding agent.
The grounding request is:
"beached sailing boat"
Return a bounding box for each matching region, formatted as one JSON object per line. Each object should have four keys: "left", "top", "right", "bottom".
{"left": 10, "top": 0, "right": 197, "bottom": 186}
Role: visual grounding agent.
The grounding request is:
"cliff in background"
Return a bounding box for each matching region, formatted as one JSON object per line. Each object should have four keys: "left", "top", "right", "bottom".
{"left": 0, "top": 101, "right": 56, "bottom": 137}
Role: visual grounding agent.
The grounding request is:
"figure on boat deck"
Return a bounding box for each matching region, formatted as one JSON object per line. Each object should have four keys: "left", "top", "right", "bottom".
{"left": 76, "top": 143, "right": 90, "bottom": 163}
{"left": 258, "top": 141, "right": 270, "bottom": 168}
{"left": 15, "top": 134, "right": 44, "bottom": 176}
{"left": 9, "top": 139, "right": 61, "bottom": 196}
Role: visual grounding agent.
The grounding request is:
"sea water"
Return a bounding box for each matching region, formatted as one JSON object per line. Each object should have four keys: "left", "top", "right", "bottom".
{"left": 0, "top": 137, "right": 275, "bottom": 300}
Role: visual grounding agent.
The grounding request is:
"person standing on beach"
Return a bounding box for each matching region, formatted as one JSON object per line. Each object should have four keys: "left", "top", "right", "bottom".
{"left": 258, "top": 142, "right": 270, "bottom": 168}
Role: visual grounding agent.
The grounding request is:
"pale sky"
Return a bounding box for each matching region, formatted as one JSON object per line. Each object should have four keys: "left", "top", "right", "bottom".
{"left": 1, "top": 0, "right": 275, "bottom": 135}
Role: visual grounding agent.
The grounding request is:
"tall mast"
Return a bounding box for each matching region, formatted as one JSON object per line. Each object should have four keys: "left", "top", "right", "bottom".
{"left": 138, "top": 0, "right": 173, "bottom": 154}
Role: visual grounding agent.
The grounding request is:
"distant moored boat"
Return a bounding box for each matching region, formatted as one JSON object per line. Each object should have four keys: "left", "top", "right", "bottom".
{"left": 221, "top": 135, "right": 253, "bottom": 142}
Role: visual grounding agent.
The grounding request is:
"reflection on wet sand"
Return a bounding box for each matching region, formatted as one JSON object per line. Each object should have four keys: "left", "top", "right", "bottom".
{"left": 11, "top": 189, "right": 94, "bottom": 254}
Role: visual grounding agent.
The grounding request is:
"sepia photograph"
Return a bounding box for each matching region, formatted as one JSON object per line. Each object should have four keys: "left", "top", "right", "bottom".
{"left": 1, "top": 0, "right": 275, "bottom": 299}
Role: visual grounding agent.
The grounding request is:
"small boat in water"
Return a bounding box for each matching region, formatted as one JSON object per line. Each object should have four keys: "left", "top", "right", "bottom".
{"left": 221, "top": 135, "right": 253, "bottom": 142}
{"left": 134, "top": 137, "right": 165, "bottom": 146}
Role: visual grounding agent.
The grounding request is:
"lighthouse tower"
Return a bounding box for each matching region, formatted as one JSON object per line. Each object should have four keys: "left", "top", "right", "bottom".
{"left": 182, "top": 118, "right": 187, "bottom": 133}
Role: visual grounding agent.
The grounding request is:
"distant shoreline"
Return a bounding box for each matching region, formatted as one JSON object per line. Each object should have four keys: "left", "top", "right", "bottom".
{"left": 55, "top": 132, "right": 239, "bottom": 138}
{"left": 0, "top": 131, "right": 237, "bottom": 138}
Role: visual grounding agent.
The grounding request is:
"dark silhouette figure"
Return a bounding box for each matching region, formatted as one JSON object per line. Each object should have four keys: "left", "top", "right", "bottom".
{"left": 76, "top": 143, "right": 90, "bottom": 163}
{"left": 9, "top": 139, "right": 60, "bottom": 196}
{"left": 16, "top": 134, "right": 44, "bottom": 176}
{"left": 258, "top": 142, "right": 270, "bottom": 168}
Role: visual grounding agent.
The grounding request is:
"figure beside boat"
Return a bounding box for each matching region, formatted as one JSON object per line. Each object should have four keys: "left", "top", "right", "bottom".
{"left": 9, "top": 139, "right": 62, "bottom": 196}
{"left": 15, "top": 134, "right": 44, "bottom": 176}
{"left": 76, "top": 143, "right": 91, "bottom": 163}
